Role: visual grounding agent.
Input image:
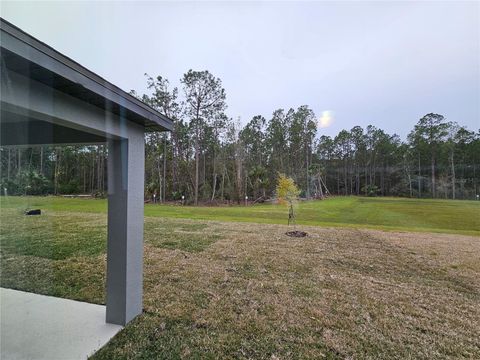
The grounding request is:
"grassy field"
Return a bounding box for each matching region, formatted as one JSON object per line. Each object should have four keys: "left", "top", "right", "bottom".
{"left": 1, "top": 195, "right": 479, "bottom": 235}
{"left": 1, "top": 196, "right": 480, "bottom": 358}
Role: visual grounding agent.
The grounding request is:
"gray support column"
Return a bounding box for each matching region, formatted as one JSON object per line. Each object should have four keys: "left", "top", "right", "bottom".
{"left": 106, "top": 131, "right": 145, "bottom": 325}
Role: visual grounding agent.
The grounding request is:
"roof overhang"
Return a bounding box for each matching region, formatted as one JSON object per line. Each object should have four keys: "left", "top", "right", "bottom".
{"left": 0, "top": 18, "right": 172, "bottom": 132}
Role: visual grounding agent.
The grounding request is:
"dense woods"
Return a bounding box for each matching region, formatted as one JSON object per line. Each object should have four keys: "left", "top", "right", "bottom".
{"left": 1, "top": 71, "right": 479, "bottom": 202}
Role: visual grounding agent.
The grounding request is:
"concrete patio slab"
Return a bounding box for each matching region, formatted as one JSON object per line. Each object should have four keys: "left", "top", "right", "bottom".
{"left": 0, "top": 288, "right": 123, "bottom": 360}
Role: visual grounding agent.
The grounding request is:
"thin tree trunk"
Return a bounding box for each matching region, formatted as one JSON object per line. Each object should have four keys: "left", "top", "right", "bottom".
{"left": 236, "top": 162, "right": 242, "bottom": 204}
{"left": 305, "top": 142, "right": 310, "bottom": 199}
{"left": 380, "top": 162, "right": 385, "bottom": 196}
{"left": 431, "top": 155, "right": 436, "bottom": 198}
{"left": 320, "top": 175, "right": 330, "bottom": 196}
{"left": 350, "top": 163, "right": 354, "bottom": 195}
{"left": 356, "top": 163, "right": 360, "bottom": 195}
{"left": 220, "top": 165, "right": 225, "bottom": 201}
{"left": 54, "top": 148, "right": 61, "bottom": 195}
{"left": 474, "top": 164, "right": 477, "bottom": 199}
{"left": 194, "top": 112, "right": 200, "bottom": 206}
{"left": 337, "top": 168, "right": 340, "bottom": 194}
{"left": 418, "top": 153, "right": 421, "bottom": 198}
{"left": 39, "top": 147, "right": 44, "bottom": 175}
{"left": 83, "top": 160, "right": 87, "bottom": 193}
{"left": 235, "top": 141, "right": 243, "bottom": 204}
{"left": 91, "top": 151, "right": 95, "bottom": 194}
{"left": 7, "top": 148, "right": 11, "bottom": 180}
{"left": 158, "top": 156, "right": 162, "bottom": 202}
{"left": 97, "top": 147, "right": 101, "bottom": 192}
{"left": 17, "top": 149, "right": 22, "bottom": 174}
{"left": 364, "top": 164, "right": 367, "bottom": 196}
{"left": 408, "top": 173, "right": 412, "bottom": 197}
{"left": 245, "top": 172, "right": 248, "bottom": 202}
{"left": 450, "top": 151, "right": 456, "bottom": 200}
{"left": 372, "top": 155, "right": 376, "bottom": 189}
{"left": 211, "top": 174, "right": 217, "bottom": 201}
{"left": 103, "top": 146, "right": 106, "bottom": 193}
{"left": 163, "top": 134, "right": 167, "bottom": 202}
{"left": 211, "top": 127, "right": 219, "bottom": 201}
{"left": 172, "top": 132, "right": 178, "bottom": 193}
{"left": 203, "top": 152, "right": 207, "bottom": 198}
{"left": 28, "top": 149, "right": 33, "bottom": 172}
{"left": 404, "top": 155, "right": 412, "bottom": 198}
{"left": 318, "top": 174, "right": 324, "bottom": 198}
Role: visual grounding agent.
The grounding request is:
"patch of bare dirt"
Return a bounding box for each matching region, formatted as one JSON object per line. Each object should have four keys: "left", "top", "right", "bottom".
{"left": 285, "top": 230, "right": 307, "bottom": 237}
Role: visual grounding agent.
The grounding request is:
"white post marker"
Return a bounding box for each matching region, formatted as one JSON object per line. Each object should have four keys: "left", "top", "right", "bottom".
{"left": 182, "top": 195, "right": 185, "bottom": 205}
{"left": 153, "top": 193, "right": 156, "bottom": 204}
{"left": 245, "top": 195, "right": 248, "bottom": 206}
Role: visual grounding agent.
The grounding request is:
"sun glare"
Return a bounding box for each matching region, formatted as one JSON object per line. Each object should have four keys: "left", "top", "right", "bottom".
{"left": 319, "top": 110, "right": 334, "bottom": 128}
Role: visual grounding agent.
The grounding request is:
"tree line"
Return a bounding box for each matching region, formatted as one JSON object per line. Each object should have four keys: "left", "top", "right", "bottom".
{"left": 1, "top": 70, "right": 479, "bottom": 202}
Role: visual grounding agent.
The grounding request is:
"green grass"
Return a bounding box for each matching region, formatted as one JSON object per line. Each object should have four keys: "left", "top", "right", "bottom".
{"left": 0, "top": 210, "right": 106, "bottom": 260}
{"left": 2, "top": 196, "right": 479, "bottom": 236}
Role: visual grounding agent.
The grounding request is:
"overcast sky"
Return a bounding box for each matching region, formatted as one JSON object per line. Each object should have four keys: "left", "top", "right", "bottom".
{"left": 2, "top": 1, "right": 479, "bottom": 138}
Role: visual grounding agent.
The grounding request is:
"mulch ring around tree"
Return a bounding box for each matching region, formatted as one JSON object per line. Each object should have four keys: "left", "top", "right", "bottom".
{"left": 285, "top": 230, "right": 308, "bottom": 237}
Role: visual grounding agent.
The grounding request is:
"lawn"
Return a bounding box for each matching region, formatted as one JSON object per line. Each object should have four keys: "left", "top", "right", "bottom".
{"left": 1, "top": 195, "right": 479, "bottom": 235}
{"left": 1, "top": 196, "right": 479, "bottom": 358}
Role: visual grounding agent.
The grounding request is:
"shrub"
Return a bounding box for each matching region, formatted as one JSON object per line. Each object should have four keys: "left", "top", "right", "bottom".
{"left": 1, "top": 170, "right": 52, "bottom": 195}
{"left": 362, "top": 184, "right": 379, "bottom": 197}
{"left": 58, "top": 179, "right": 80, "bottom": 194}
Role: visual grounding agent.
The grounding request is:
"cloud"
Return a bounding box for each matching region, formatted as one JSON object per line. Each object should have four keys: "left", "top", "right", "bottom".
{"left": 319, "top": 110, "right": 334, "bottom": 128}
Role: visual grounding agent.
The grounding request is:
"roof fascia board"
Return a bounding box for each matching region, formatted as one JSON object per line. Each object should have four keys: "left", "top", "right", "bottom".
{"left": 0, "top": 19, "right": 173, "bottom": 131}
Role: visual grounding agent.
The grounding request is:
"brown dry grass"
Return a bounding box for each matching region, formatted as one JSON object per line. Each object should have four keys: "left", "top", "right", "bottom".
{"left": 1, "top": 210, "right": 479, "bottom": 359}
{"left": 96, "top": 218, "right": 480, "bottom": 359}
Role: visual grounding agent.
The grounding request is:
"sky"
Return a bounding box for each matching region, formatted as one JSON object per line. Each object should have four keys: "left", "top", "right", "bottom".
{"left": 2, "top": 1, "right": 479, "bottom": 139}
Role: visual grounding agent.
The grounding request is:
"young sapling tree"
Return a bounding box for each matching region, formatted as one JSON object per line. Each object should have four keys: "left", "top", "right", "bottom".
{"left": 276, "top": 174, "right": 301, "bottom": 230}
